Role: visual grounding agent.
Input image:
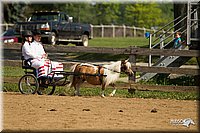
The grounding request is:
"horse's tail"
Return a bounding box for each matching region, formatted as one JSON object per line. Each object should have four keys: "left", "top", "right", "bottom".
{"left": 68, "top": 63, "right": 78, "bottom": 88}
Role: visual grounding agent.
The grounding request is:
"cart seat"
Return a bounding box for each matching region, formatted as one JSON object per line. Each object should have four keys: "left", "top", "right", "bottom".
{"left": 21, "top": 56, "right": 34, "bottom": 70}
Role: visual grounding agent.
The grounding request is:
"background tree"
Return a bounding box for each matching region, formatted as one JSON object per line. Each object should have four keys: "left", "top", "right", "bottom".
{"left": 14, "top": 3, "right": 95, "bottom": 23}
{"left": 92, "top": 3, "right": 120, "bottom": 24}
{"left": 3, "top": 2, "right": 174, "bottom": 29}
{"left": 124, "top": 3, "right": 167, "bottom": 28}
{"left": 3, "top": 2, "right": 28, "bottom": 23}
{"left": 64, "top": 3, "right": 96, "bottom": 23}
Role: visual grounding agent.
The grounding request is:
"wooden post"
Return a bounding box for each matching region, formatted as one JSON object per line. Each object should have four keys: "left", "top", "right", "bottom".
{"left": 133, "top": 26, "right": 136, "bottom": 37}
{"left": 129, "top": 46, "right": 136, "bottom": 83}
{"left": 123, "top": 24, "right": 126, "bottom": 38}
{"left": 153, "top": 28, "right": 156, "bottom": 37}
{"left": 112, "top": 24, "right": 115, "bottom": 38}
{"left": 90, "top": 24, "right": 93, "bottom": 38}
{"left": 101, "top": 24, "right": 104, "bottom": 38}
{"left": 6, "top": 23, "right": 8, "bottom": 31}
{"left": 143, "top": 27, "right": 146, "bottom": 37}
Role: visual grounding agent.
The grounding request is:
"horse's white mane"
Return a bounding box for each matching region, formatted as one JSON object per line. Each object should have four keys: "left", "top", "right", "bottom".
{"left": 103, "top": 61, "right": 121, "bottom": 86}
{"left": 103, "top": 61, "right": 121, "bottom": 73}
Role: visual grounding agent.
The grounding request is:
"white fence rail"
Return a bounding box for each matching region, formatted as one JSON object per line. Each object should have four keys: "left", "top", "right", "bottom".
{"left": 1, "top": 24, "right": 14, "bottom": 32}
{"left": 91, "top": 24, "right": 173, "bottom": 38}
{"left": 1, "top": 23, "right": 173, "bottom": 38}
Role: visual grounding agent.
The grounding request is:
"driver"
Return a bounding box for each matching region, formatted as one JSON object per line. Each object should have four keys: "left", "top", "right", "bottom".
{"left": 22, "top": 30, "right": 63, "bottom": 80}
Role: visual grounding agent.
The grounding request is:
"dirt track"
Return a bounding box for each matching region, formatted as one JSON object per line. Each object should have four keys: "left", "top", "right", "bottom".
{"left": 3, "top": 92, "right": 199, "bottom": 132}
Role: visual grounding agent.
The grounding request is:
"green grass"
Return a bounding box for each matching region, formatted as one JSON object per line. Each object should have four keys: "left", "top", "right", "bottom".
{"left": 3, "top": 66, "right": 24, "bottom": 77}
{"left": 68, "top": 37, "right": 149, "bottom": 62}
{"left": 57, "top": 86, "right": 198, "bottom": 100}
{"left": 3, "top": 83, "right": 19, "bottom": 92}
{"left": 68, "top": 37, "right": 149, "bottom": 48}
{"left": 2, "top": 83, "right": 198, "bottom": 100}
{"left": 89, "top": 37, "right": 149, "bottom": 47}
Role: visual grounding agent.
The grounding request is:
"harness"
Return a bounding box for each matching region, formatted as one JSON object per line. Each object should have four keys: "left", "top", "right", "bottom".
{"left": 97, "top": 65, "right": 104, "bottom": 84}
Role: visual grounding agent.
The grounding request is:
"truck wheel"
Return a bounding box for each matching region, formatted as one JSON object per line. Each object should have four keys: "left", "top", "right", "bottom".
{"left": 48, "top": 32, "right": 57, "bottom": 45}
{"left": 81, "top": 35, "right": 89, "bottom": 46}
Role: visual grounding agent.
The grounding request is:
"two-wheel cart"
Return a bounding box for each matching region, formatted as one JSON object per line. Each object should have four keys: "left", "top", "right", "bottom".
{"left": 18, "top": 57, "right": 76, "bottom": 95}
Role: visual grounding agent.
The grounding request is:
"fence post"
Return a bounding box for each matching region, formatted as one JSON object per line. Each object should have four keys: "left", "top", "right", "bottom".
{"left": 123, "top": 24, "right": 126, "bottom": 38}
{"left": 152, "top": 27, "right": 156, "bottom": 37}
{"left": 143, "top": 27, "right": 146, "bottom": 37}
{"left": 1, "top": 23, "right": 9, "bottom": 31}
{"left": 101, "top": 24, "right": 104, "bottom": 38}
{"left": 90, "top": 24, "right": 94, "bottom": 38}
{"left": 133, "top": 26, "right": 136, "bottom": 37}
{"left": 112, "top": 24, "right": 115, "bottom": 38}
{"left": 129, "top": 46, "right": 136, "bottom": 83}
{"left": 6, "top": 23, "right": 9, "bottom": 31}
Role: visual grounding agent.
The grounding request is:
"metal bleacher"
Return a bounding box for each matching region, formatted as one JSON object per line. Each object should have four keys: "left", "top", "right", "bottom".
{"left": 137, "top": 1, "right": 200, "bottom": 82}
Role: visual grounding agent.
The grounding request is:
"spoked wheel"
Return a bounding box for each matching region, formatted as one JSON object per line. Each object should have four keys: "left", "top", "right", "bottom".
{"left": 37, "top": 85, "right": 56, "bottom": 95}
{"left": 18, "top": 74, "right": 39, "bottom": 94}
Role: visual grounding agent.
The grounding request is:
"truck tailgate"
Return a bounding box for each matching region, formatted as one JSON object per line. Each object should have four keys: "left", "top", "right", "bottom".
{"left": 15, "top": 21, "right": 48, "bottom": 33}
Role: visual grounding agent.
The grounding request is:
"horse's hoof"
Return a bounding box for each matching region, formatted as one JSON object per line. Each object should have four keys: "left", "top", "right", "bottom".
{"left": 101, "top": 95, "right": 105, "bottom": 98}
{"left": 109, "top": 94, "right": 114, "bottom": 97}
{"left": 74, "top": 94, "right": 82, "bottom": 97}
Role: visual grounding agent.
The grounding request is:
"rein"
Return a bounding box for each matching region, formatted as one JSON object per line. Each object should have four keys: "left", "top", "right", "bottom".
{"left": 85, "top": 62, "right": 123, "bottom": 74}
{"left": 101, "top": 66, "right": 122, "bottom": 74}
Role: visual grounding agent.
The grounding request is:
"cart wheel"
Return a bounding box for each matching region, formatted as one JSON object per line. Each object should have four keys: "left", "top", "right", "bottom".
{"left": 18, "top": 74, "right": 39, "bottom": 94}
{"left": 37, "top": 85, "right": 56, "bottom": 95}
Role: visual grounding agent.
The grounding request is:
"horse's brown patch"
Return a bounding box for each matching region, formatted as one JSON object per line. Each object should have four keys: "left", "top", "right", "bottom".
{"left": 72, "top": 64, "right": 104, "bottom": 85}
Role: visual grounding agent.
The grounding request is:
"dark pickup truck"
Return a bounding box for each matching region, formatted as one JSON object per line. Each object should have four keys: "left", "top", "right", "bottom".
{"left": 14, "top": 11, "right": 92, "bottom": 46}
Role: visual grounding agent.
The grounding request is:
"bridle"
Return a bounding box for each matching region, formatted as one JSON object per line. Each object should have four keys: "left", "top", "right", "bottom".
{"left": 98, "top": 61, "right": 129, "bottom": 74}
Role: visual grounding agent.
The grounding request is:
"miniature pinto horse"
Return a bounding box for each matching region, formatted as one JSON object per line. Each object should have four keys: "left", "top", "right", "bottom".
{"left": 69, "top": 59, "right": 134, "bottom": 97}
